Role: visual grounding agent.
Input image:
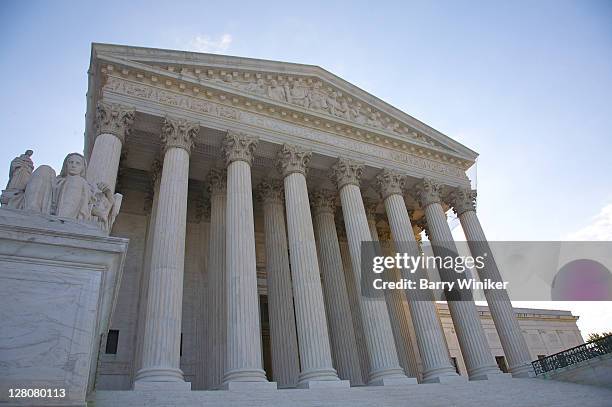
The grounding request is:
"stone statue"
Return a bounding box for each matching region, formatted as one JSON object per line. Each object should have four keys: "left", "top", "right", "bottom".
{"left": 267, "top": 79, "right": 286, "bottom": 102}
{"left": 308, "top": 82, "right": 328, "bottom": 112}
{"left": 3, "top": 151, "right": 121, "bottom": 233}
{"left": 53, "top": 153, "right": 94, "bottom": 219}
{"left": 286, "top": 80, "right": 311, "bottom": 108}
{"left": 1, "top": 149, "right": 34, "bottom": 208}
{"left": 244, "top": 78, "right": 266, "bottom": 95}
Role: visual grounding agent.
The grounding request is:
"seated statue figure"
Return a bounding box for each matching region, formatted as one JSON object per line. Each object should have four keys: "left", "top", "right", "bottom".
{"left": 1, "top": 149, "right": 34, "bottom": 209}
{"left": 9, "top": 151, "right": 122, "bottom": 233}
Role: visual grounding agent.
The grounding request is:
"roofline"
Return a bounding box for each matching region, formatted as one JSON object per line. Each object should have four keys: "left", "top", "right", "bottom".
{"left": 90, "top": 42, "right": 479, "bottom": 161}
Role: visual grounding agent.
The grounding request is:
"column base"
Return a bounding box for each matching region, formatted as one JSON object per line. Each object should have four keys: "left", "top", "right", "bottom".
{"left": 134, "top": 367, "right": 188, "bottom": 390}
{"left": 223, "top": 368, "right": 268, "bottom": 383}
{"left": 222, "top": 381, "right": 278, "bottom": 391}
{"left": 421, "top": 365, "right": 463, "bottom": 384}
{"left": 297, "top": 379, "right": 351, "bottom": 389}
{"left": 367, "top": 367, "right": 412, "bottom": 386}
{"left": 510, "top": 363, "right": 536, "bottom": 378}
{"left": 469, "top": 372, "right": 513, "bottom": 381}
{"left": 423, "top": 374, "right": 467, "bottom": 384}
{"left": 368, "top": 376, "right": 418, "bottom": 386}
{"left": 297, "top": 368, "right": 340, "bottom": 387}
{"left": 133, "top": 380, "right": 191, "bottom": 391}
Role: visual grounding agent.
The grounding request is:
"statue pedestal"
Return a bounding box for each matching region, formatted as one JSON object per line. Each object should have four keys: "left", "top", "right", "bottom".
{"left": 0, "top": 208, "right": 128, "bottom": 407}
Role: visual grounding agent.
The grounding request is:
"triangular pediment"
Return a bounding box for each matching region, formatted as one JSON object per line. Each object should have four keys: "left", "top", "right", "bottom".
{"left": 91, "top": 43, "right": 478, "bottom": 164}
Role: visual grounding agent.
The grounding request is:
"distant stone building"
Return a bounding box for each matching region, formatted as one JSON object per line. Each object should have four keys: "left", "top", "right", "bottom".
{"left": 438, "top": 304, "right": 583, "bottom": 377}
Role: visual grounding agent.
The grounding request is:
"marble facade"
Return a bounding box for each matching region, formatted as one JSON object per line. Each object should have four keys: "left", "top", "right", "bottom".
{"left": 0, "top": 44, "right": 587, "bottom": 404}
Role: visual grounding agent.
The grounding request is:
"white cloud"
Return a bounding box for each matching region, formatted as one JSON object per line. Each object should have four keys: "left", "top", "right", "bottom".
{"left": 186, "top": 34, "right": 233, "bottom": 53}
{"left": 565, "top": 203, "right": 612, "bottom": 241}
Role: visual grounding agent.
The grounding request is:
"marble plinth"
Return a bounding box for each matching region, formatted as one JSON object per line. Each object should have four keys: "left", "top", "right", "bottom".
{"left": 0, "top": 208, "right": 128, "bottom": 407}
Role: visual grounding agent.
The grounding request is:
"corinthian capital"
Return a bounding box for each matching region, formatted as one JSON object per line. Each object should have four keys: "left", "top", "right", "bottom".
{"left": 257, "top": 179, "right": 284, "bottom": 205}
{"left": 449, "top": 188, "right": 477, "bottom": 216}
{"left": 310, "top": 189, "right": 336, "bottom": 215}
{"left": 415, "top": 178, "right": 443, "bottom": 208}
{"left": 276, "top": 144, "right": 312, "bottom": 177}
{"left": 330, "top": 157, "right": 364, "bottom": 189}
{"left": 95, "top": 101, "right": 135, "bottom": 144}
{"left": 376, "top": 169, "right": 405, "bottom": 200}
{"left": 161, "top": 116, "right": 199, "bottom": 154}
{"left": 222, "top": 131, "right": 258, "bottom": 166}
{"left": 363, "top": 198, "right": 379, "bottom": 222}
{"left": 207, "top": 168, "right": 227, "bottom": 196}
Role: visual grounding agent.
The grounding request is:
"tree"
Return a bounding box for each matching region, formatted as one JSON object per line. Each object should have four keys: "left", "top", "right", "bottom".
{"left": 587, "top": 332, "right": 612, "bottom": 342}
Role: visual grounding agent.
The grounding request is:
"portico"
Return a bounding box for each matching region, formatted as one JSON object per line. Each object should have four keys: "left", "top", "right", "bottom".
{"left": 87, "top": 43, "right": 533, "bottom": 391}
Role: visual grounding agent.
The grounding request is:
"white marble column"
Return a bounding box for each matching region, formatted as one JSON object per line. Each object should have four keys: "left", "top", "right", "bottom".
{"left": 257, "top": 180, "right": 300, "bottom": 388}
{"left": 450, "top": 188, "right": 534, "bottom": 377}
{"left": 311, "top": 189, "right": 363, "bottom": 386}
{"left": 363, "top": 203, "right": 421, "bottom": 380}
{"left": 222, "top": 131, "right": 273, "bottom": 389}
{"left": 416, "top": 178, "right": 504, "bottom": 381}
{"left": 277, "top": 144, "right": 344, "bottom": 388}
{"left": 133, "top": 159, "right": 162, "bottom": 382}
{"left": 337, "top": 217, "right": 369, "bottom": 385}
{"left": 206, "top": 168, "right": 227, "bottom": 389}
{"left": 87, "top": 101, "right": 134, "bottom": 192}
{"left": 134, "top": 117, "right": 199, "bottom": 390}
{"left": 375, "top": 169, "right": 460, "bottom": 383}
{"left": 331, "top": 158, "right": 413, "bottom": 386}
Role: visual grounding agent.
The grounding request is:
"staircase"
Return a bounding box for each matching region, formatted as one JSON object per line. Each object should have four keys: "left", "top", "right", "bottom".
{"left": 92, "top": 378, "right": 612, "bottom": 407}
{"left": 532, "top": 334, "right": 612, "bottom": 388}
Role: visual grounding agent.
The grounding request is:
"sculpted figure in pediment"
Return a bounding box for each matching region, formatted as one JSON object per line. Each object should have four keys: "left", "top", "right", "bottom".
{"left": 286, "top": 80, "right": 311, "bottom": 108}
{"left": 244, "top": 78, "right": 266, "bottom": 96}
{"left": 308, "top": 81, "right": 328, "bottom": 112}
{"left": 267, "top": 79, "right": 287, "bottom": 102}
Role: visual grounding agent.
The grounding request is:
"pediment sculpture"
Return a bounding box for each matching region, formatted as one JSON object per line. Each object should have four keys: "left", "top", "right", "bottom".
{"left": 1, "top": 151, "right": 122, "bottom": 233}
{"left": 192, "top": 69, "right": 445, "bottom": 148}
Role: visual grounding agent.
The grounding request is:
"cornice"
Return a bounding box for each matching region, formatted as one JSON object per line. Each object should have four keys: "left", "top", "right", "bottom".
{"left": 92, "top": 44, "right": 478, "bottom": 160}
{"left": 91, "top": 50, "right": 476, "bottom": 170}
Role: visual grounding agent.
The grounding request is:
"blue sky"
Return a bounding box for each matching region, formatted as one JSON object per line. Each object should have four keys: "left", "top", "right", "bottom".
{"left": 1, "top": 1, "right": 611, "bottom": 335}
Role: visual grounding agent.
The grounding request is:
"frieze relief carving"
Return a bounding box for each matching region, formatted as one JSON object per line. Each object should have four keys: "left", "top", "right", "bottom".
{"left": 103, "top": 76, "right": 469, "bottom": 181}
{"left": 157, "top": 65, "right": 447, "bottom": 149}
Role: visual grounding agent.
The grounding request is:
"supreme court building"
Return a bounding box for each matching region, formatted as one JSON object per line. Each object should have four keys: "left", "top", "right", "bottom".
{"left": 82, "top": 43, "right": 580, "bottom": 393}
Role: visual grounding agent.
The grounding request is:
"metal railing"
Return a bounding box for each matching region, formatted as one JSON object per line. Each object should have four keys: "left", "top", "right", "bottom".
{"left": 532, "top": 334, "right": 612, "bottom": 375}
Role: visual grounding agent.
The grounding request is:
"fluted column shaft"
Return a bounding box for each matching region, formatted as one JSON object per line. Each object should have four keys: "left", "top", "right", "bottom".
{"left": 418, "top": 180, "right": 501, "bottom": 380}
{"left": 133, "top": 160, "right": 162, "bottom": 382}
{"left": 365, "top": 216, "right": 421, "bottom": 379}
{"left": 339, "top": 237, "right": 369, "bottom": 385}
{"left": 331, "top": 158, "right": 410, "bottom": 385}
{"left": 277, "top": 144, "right": 340, "bottom": 387}
{"left": 380, "top": 192, "right": 458, "bottom": 382}
{"left": 259, "top": 181, "right": 300, "bottom": 388}
{"left": 312, "top": 190, "right": 363, "bottom": 385}
{"left": 222, "top": 132, "right": 268, "bottom": 384}
{"left": 87, "top": 102, "right": 134, "bottom": 192}
{"left": 206, "top": 169, "right": 227, "bottom": 389}
{"left": 452, "top": 189, "right": 533, "bottom": 377}
{"left": 135, "top": 117, "right": 199, "bottom": 388}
